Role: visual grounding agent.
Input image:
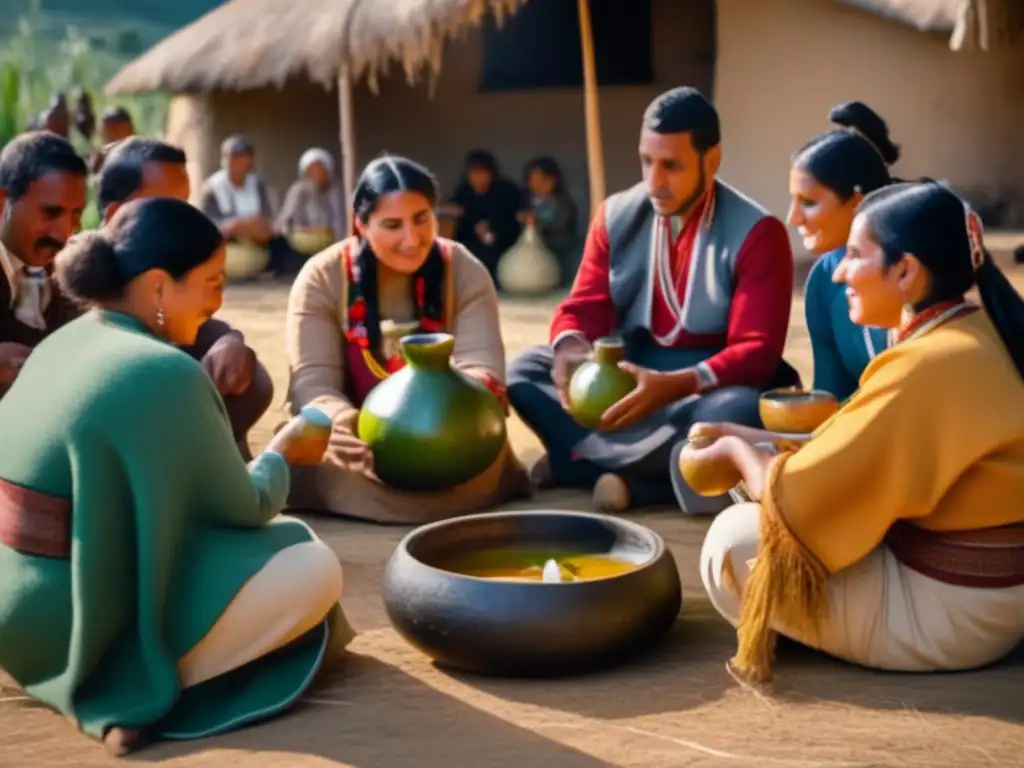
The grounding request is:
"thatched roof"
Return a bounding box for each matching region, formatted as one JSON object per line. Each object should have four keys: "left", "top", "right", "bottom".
{"left": 834, "top": 0, "right": 959, "bottom": 31}
{"left": 840, "top": 0, "right": 1023, "bottom": 44}
{"left": 105, "top": 0, "right": 1002, "bottom": 96}
{"left": 106, "top": 0, "right": 526, "bottom": 95}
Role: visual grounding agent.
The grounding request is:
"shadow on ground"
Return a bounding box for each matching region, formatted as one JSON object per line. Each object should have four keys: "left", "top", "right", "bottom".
{"left": 134, "top": 654, "right": 614, "bottom": 767}
{"left": 435, "top": 603, "right": 1024, "bottom": 727}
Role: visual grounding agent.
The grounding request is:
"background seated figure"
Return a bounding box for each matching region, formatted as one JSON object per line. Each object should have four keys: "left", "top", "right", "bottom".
{"left": 199, "top": 135, "right": 304, "bottom": 279}
{"left": 276, "top": 147, "right": 345, "bottom": 245}
{"left": 447, "top": 149, "right": 522, "bottom": 288}
{"left": 521, "top": 155, "right": 581, "bottom": 286}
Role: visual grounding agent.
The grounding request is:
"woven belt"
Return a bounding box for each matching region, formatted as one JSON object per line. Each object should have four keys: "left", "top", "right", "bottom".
{"left": 0, "top": 476, "right": 72, "bottom": 559}
{"left": 884, "top": 521, "right": 1024, "bottom": 589}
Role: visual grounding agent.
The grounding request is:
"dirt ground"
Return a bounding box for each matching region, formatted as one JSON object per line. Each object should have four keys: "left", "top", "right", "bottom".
{"left": 2, "top": 245, "right": 1024, "bottom": 767}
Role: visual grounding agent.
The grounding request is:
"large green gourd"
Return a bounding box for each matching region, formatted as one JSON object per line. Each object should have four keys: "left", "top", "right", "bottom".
{"left": 358, "top": 333, "right": 507, "bottom": 491}
{"left": 567, "top": 337, "right": 637, "bottom": 429}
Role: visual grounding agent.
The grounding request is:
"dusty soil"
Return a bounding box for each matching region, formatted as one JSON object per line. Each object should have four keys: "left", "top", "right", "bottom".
{"left": 2, "top": 254, "right": 1023, "bottom": 767}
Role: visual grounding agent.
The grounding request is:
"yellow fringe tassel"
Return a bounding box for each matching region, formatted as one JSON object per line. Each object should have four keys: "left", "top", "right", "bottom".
{"left": 730, "top": 454, "right": 830, "bottom": 684}
{"left": 361, "top": 348, "right": 391, "bottom": 380}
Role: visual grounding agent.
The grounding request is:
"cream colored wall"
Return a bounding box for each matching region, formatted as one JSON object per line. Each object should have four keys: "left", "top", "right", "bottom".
{"left": 714, "top": 0, "right": 1024, "bottom": 224}
{"left": 166, "top": 0, "right": 715, "bottom": 221}
{"left": 166, "top": 0, "right": 1023, "bottom": 237}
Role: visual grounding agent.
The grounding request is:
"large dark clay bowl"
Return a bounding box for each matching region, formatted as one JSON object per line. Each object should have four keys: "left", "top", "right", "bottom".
{"left": 382, "top": 510, "right": 682, "bottom": 677}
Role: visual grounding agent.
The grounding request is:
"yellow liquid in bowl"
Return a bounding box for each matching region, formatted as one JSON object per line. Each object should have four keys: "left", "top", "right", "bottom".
{"left": 440, "top": 548, "right": 642, "bottom": 582}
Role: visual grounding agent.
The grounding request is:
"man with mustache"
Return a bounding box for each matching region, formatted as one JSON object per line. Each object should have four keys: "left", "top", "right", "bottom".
{"left": 96, "top": 137, "right": 275, "bottom": 460}
{"left": 0, "top": 131, "right": 87, "bottom": 392}
{"left": 508, "top": 87, "right": 797, "bottom": 513}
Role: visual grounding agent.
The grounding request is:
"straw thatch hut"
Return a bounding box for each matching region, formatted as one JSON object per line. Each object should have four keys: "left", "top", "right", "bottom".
{"left": 106, "top": 0, "right": 1024, "bottom": 231}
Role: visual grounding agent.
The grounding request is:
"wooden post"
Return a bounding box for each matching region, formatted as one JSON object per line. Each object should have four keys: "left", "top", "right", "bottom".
{"left": 337, "top": 65, "right": 357, "bottom": 236}
{"left": 577, "top": 0, "right": 606, "bottom": 215}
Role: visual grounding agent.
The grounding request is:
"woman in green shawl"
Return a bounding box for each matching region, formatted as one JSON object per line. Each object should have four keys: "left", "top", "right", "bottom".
{"left": 0, "top": 197, "right": 352, "bottom": 755}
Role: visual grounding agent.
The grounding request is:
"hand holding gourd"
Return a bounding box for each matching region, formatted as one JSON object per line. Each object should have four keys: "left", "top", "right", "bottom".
{"left": 677, "top": 435, "right": 743, "bottom": 497}
{"left": 552, "top": 337, "right": 593, "bottom": 409}
{"left": 326, "top": 429, "right": 375, "bottom": 476}
{"left": 688, "top": 421, "right": 727, "bottom": 442}
{"left": 265, "top": 405, "right": 332, "bottom": 466}
{"left": 596, "top": 365, "right": 696, "bottom": 432}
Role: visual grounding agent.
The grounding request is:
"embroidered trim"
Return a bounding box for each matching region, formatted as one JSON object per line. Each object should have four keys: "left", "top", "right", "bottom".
{"left": 0, "top": 477, "right": 72, "bottom": 559}
{"left": 646, "top": 187, "right": 720, "bottom": 347}
{"left": 861, "top": 326, "right": 885, "bottom": 359}
{"left": 343, "top": 240, "right": 449, "bottom": 382}
{"left": 893, "top": 299, "right": 976, "bottom": 345}
{"left": 884, "top": 521, "right": 1024, "bottom": 589}
{"left": 694, "top": 361, "right": 718, "bottom": 391}
{"left": 963, "top": 203, "right": 985, "bottom": 272}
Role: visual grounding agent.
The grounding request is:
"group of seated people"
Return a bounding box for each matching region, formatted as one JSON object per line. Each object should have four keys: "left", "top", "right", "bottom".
{"left": 90, "top": 128, "right": 347, "bottom": 281}
{"left": 164, "top": 136, "right": 582, "bottom": 290}
{"left": 0, "top": 85, "right": 1022, "bottom": 754}
{"left": 199, "top": 135, "right": 350, "bottom": 280}
{"left": 188, "top": 135, "right": 582, "bottom": 291}
{"left": 445, "top": 150, "right": 581, "bottom": 288}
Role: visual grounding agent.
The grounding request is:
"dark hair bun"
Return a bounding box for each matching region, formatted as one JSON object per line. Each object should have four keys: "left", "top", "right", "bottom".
{"left": 828, "top": 101, "right": 901, "bottom": 166}
{"left": 54, "top": 230, "right": 126, "bottom": 304}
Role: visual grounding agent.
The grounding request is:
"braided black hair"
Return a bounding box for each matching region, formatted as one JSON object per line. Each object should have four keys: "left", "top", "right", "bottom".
{"left": 352, "top": 155, "right": 445, "bottom": 351}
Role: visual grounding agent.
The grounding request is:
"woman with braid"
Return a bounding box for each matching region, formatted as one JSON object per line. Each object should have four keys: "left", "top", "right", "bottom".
{"left": 285, "top": 156, "right": 529, "bottom": 523}
{"left": 695, "top": 181, "right": 1024, "bottom": 683}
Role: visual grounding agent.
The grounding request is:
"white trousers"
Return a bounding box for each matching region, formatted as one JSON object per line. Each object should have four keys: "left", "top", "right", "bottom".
{"left": 177, "top": 539, "right": 345, "bottom": 688}
{"left": 701, "top": 503, "right": 1024, "bottom": 672}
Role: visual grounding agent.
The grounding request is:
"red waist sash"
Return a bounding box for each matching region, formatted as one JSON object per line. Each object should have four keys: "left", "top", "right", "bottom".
{"left": 0, "top": 476, "right": 72, "bottom": 559}
{"left": 885, "top": 521, "right": 1024, "bottom": 589}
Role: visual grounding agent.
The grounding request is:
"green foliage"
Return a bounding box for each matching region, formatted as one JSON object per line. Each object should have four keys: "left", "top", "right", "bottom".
{"left": 0, "top": 0, "right": 170, "bottom": 153}
{"left": 0, "top": 64, "right": 22, "bottom": 148}
{"left": 81, "top": 191, "right": 102, "bottom": 231}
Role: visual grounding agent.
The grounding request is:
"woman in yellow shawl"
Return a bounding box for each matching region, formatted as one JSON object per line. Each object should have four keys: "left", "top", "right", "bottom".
{"left": 689, "top": 181, "right": 1024, "bottom": 683}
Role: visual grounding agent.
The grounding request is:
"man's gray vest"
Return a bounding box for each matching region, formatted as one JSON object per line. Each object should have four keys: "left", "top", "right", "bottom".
{"left": 605, "top": 179, "right": 769, "bottom": 338}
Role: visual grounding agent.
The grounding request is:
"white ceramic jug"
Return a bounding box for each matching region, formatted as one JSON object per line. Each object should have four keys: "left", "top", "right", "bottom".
{"left": 496, "top": 221, "right": 560, "bottom": 296}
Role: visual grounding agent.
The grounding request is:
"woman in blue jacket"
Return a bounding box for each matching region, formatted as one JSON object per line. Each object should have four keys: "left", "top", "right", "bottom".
{"left": 789, "top": 102, "right": 900, "bottom": 400}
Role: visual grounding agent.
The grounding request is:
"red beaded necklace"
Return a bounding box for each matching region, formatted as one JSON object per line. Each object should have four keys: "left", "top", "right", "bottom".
{"left": 344, "top": 243, "right": 445, "bottom": 379}
{"left": 893, "top": 297, "right": 978, "bottom": 345}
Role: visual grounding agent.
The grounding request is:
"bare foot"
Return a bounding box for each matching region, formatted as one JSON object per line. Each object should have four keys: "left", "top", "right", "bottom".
{"left": 592, "top": 473, "right": 629, "bottom": 513}
{"left": 527, "top": 454, "right": 556, "bottom": 490}
{"left": 103, "top": 726, "right": 147, "bottom": 757}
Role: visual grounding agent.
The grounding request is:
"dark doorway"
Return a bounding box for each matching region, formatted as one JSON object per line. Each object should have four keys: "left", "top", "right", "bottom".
{"left": 479, "top": 0, "right": 655, "bottom": 92}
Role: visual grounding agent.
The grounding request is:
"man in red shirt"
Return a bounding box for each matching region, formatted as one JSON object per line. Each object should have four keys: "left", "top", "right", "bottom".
{"left": 507, "top": 87, "right": 799, "bottom": 513}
